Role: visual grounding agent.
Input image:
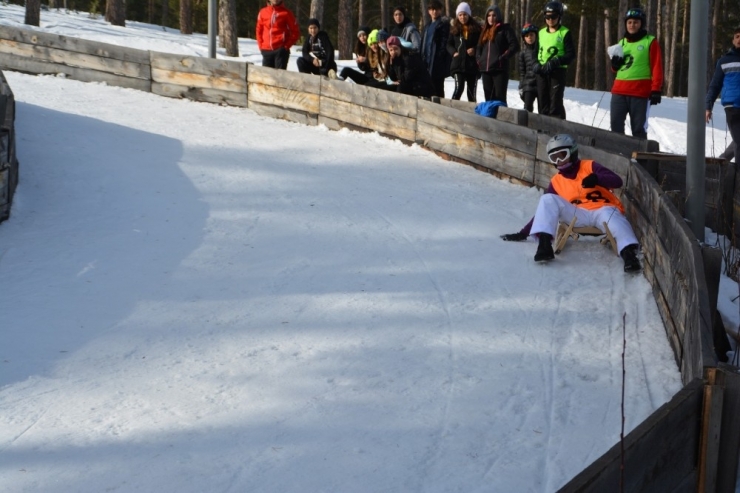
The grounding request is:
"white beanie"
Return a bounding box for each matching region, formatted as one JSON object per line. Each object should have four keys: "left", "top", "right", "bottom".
{"left": 456, "top": 2, "right": 472, "bottom": 16}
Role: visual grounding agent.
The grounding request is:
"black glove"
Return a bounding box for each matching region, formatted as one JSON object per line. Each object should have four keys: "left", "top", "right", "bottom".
{"left": 519, "top": 87, "right": 524, "bottom": 100}
{"left": 501, "top": 232, "right": 528, "bottom": 241}
{"left": 581, "top": 173, "right": 599, "bottom": 188}
{"left": 649, "top": 91, "right": 662, "bottom": 105}
{"left": 533, "top": 64, "right": 543, "bottom": 75}
{"left": 610, "top": 55, "right": 624, "bottom": 71}
{"left": 543, "top": 57, "right": 560, "bottom": 73}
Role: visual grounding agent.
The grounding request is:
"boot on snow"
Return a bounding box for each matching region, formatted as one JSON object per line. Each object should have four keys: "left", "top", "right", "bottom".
{"left": 620, "top": 244, "right": 641, "bottom": 272}
{"left": 534, "top": 233, "right": 555, "bottom": 262}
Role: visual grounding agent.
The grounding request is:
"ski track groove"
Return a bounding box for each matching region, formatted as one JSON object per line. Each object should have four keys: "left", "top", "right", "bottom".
{"left": 1, "top": 407, "right": 49, "bottom": 453}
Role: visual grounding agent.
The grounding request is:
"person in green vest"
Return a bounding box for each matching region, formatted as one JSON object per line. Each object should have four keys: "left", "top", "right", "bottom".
{"left": 534, "top": 1, "right": 575, "bottom": 119}
{"left": 609, "top": 6, "right": 663, "bottom": 140}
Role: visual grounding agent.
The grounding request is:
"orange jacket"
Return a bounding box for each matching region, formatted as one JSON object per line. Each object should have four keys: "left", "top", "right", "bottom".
{"left": 256, "top": 3, "right": 300, "bottom": 51}
{"left": 551, "top": 160, "right": 625, "bottom": 213}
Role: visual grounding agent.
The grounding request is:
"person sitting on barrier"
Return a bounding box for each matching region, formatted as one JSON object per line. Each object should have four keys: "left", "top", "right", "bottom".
{"left": 386, "top": 36, "right": 436, "bottom": 98}
{"left": 339, "top": 29, "right": 396, "bottom": 91}
{"left": 297, "top": 18, "right": 338, "bottom": 78}
{"left": 339, "top": 26, "right": 373, "bottom": 81}
{"left": 500, "top": 134, "right": 641, "bottom": 272}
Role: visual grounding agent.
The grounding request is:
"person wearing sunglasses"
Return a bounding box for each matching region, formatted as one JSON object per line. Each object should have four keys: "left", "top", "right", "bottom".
{"left": 609, "top": 7, "right": 663, "bottom": 140}
{"left": 534, "top": 1, "right": 575, "bottom": 119}
{"left": 500, "top": 134, "right": 641, "bottom": 272}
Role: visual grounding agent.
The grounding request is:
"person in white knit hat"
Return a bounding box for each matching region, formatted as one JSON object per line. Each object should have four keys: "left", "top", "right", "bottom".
{"left": 446, "top": 2, "right": 481, "bottom": 101}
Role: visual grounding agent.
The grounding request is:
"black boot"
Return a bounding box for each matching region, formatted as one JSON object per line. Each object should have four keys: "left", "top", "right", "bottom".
{"left": 620, "top": 244, "right": 641, "bottom": 272}
{"left": 534, "top": 233, "right": 554, "bottom": 262}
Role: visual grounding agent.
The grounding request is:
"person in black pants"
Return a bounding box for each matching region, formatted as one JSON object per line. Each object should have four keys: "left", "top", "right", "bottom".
{"left": 476, "top": 5, "right": 519, "bottom": 103}
{"left": 420, "top": 0, "right": 451, "bottom": 98}
{"left": 447, "top": 2, "right": 481, "bottom": 102}
{"left": 296, "top": 18, "right": 337, "bottom": 77}
{"left": 518, "top": 23, "right": 539, "bottom": 112}
{"left": 534, "top": 1, "right": 575, "bottom": 119}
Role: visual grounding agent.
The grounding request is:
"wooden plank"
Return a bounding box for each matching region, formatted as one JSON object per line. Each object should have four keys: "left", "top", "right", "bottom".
{"left": 717, "top": 364, "right": 740, "bottom": 493}
{"left": 495, "top": 106, "right": 528, "bottom": 126}
{"left": 319, "top": 78, "right": 418, "bottom": 118}
{"left": 0, "top": 25, "right": 150, "bottom": 64}
{"left": 417, "top": 100, "right": 538, "bottom": 155}
{"left": 557, "top": 378, "right": 704, "bottom": 493}
{"left": 152, "top": 82, "right": 247, "bottom": 107}
{"left": 435, "top": 97, "right": 477, "bottom": 113}
{"left": 319, "top": 96, "right": 416, "bottom": 142}
{"left": 0, "top": 52, "right": 151, "bottom": 92}
{"left": 0, "top": 39, "right": 150, "bottom": 79}
{"left": 247, "top": 63, "right": 321, "bottom": 94}
{"left": 248, "top": 99, "right": 318, "bottom": 126}
{"left": 698, "top": 370, "right": 723, "bottom": 493}
{"left": 416, "top": 120, "right": 535, "bottom": 182}
{"left": 248, "top": 81, "right": 320, "bottom": 114}
{"left": 152, "top": 67, "right": 245, "bottom": 92}
{"left": 150, "top": 51, "right": 246, "bottom": 79}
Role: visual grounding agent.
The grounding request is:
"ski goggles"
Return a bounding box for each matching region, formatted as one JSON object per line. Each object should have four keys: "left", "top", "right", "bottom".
{"left": 625, "top": 9, "right": 642, "bottom": 19}
{"left": 548, "top": 147, "right": 571, "bottom": 164}
{"left": 544, "top": 14, "right": 559, "bottom": 20}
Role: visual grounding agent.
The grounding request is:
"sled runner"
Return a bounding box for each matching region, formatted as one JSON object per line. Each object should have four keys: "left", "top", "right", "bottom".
{"left": 554, "top": 216, "right": 618, "bottom": 256}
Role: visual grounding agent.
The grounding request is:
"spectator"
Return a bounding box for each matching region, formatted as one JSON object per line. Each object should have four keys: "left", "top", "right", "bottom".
{"left": 500, "top": 134, "right": 641, "bottom": 272}
{"left": 518, "top": 23, "right": 539, "bottom": 112}
{"left": 390, "top": 6, "right": 422, "bottom": 52}
{"left": 421, "top": 0, "right": 452, "bottom": 98}
{"left": 609, "top": 7, "right": 663, "bottom": 140}
{"left": 387, "top": 35, "right": 436, "bottom": 98}
{"left": 535, "top": 1, "right": 575, "bottom": 119}
{"left": 256, "top": 0, "right": 300, "bottom": 70}
{"left": 706, "top": 27, "right": 740, "bottom": 156}
{"left": 339, "top": 26, "right": 372, "bottom": 80}
{"left": 340, "top": 29, "right": 394, "bottom": 91}
{"left": 477, "top": 5, "right": 519, "bottom": 103}
{"left": 297, "top": 18, "right": 338, "bottom": 77}
{"left": 447, "top": 2, "right": 481, "bottom": 102}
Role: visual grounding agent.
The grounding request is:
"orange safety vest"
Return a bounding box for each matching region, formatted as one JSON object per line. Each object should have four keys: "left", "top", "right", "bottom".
{"left": 551, "top": 160, "right": 624, "bottom": 213}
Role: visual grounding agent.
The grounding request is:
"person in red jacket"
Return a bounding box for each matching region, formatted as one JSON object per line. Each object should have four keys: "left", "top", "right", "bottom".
{"left": 256, "top": 0, "right": 300, "bottom": 70}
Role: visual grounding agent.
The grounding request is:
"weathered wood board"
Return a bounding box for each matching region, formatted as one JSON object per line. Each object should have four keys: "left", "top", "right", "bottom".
{"left": 320, "top": 96, "right": 416, "bottom": 142}
{"left": 152, "top": 82, "right": 247, "bottom": 107}
{"left": 320, "top": 79, "right": 418, "bottom": 118}
{"left": 248, "top": 81, "right": 320, "bottom": 114}
{"left": 248, "top": 64, "right": 321, "bottom": 94}
{"left": 248, "top": 99, "right": 318, "bottom": 126}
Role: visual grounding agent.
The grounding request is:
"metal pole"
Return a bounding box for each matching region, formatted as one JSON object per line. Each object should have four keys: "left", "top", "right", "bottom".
{"left": 685, "top": 0, "right": 708, "bottom": 242}
{"left": 208, "top": 0, "right": 217, "bottom": 58}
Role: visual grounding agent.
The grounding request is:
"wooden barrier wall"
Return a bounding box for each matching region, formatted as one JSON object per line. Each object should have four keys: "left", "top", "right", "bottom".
{"left": 0, "top": 70, "right": 18, "bottom": 221}
{"left": 0, "top": 24, "right": 736, "bottom": 491}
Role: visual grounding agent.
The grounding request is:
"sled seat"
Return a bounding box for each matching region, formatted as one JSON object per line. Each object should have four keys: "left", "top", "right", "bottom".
{"left": 554, "top": 216, "right": 618, "bottom": 256}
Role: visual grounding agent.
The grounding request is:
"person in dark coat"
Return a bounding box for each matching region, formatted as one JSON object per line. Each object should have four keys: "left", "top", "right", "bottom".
{"left": 386, "top": 36, "right": 436, "bottom": 98}
{"left": 340, "top": 26, "right": 373, "bottom": 80}
{"left": 476, "top": 5, "right": 519, "bottom": 103}
{"left": 535, "top": 1, "right": 575, "bottom": 119}
{"left": 421, "top": 0, "right": 452, "bottom": 98}
{"left": 390, "top": 6, "right": 422, "bottom": 51}
{"left": 706, "top": 27, "right": 740, "bottom": 155}
{"left": 517, "top": 23, "right": 539, "bottom": 112}
{"left": 447, "top": 2, "right": 481, "bottom": 101}
{"left": 296, "top": 18, "right": 337, "bottom": 77}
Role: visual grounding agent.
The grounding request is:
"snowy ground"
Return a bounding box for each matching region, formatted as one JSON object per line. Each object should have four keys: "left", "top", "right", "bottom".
{"left": 0, "top": 5, "right": 736, "bottom": 492}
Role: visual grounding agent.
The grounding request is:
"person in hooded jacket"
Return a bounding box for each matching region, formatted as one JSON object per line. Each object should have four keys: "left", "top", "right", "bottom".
{"left": 256, "top": 0, "right": 300, "bottom": 70}
{"left": 610, "top": 7, "right": 663, "bottom": 140}
{"left": 706, "top": 27, "right": 740, "bottom": 153}
{"left": 518, "top": 23, "right": 539, "bottom": 112}
{"left": 421, "top": 0, "right": 452, "bottom": 98}
{"left": 296, "top": 18, "right": 337, "bottom": 77}
{"left": 340, "top": 26, "right": 373, "bottom": 80}
{"left": 476, "top": 5, "right": 519, "bottom": 103}
{"left": 447, "top": 2, "right": 481, "bottom": 102}
{"left": 387, "top": 35, "right": 436, "bottom": 98}
{"left": 390, "top": 6, "right": 422, "bottom": 52}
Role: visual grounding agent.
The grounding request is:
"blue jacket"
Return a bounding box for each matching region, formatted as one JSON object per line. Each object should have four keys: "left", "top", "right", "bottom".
{"left": 706, "top": 46, "right": 740, "bottom": 110}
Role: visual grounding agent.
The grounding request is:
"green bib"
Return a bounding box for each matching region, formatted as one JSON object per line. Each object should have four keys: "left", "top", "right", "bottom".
{"left": 538, "top": 26, "right": 569, "bottom": 66}
{"left": 615, "top": 35, "right": 654, "bottom": 81}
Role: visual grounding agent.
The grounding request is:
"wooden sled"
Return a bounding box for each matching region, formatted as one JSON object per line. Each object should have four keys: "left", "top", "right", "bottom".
{"left": 554, "top": 216, "right": 618, "bottom": 256}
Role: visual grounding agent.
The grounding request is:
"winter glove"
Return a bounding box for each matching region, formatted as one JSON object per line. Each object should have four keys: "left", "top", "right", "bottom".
{"left": 649, "top": 91, "right": 662, "bottom": 105}
{"left": 610, "top": 55, "right": 624, "bottom": 71}
{"left": 501, "top": 232, "right": 528, "bottom": 241}
{"left": 533, "top": 63, "right": 543, "bottom": 75}
{"left": 519, "top": 87, "right": 525, "bottom": 101}
{"left": 581, "top": 173, "right": 599, "bottom": 188}
{"left": 543, "top": 57, "right": 560, "bottom": 73}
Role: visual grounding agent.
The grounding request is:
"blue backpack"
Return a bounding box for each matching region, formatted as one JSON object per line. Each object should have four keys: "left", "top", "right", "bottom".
{"left": 474, "top": 100, "right": 507, "bottom": 118}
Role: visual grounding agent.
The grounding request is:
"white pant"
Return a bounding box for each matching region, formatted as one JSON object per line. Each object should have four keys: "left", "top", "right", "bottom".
{"left": 530, "top": 194, "right": 638, "bottom": 254}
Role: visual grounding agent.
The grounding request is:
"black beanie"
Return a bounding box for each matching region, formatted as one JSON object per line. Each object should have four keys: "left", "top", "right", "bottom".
{"left": 308, "top": 18, "right": 320, "bottom": 28}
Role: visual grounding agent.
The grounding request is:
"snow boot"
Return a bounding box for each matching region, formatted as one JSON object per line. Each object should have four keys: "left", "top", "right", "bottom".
{"left": 534, "top": 233, "right": 554, "bottom": 262}
{"left": 620, "top": 244, "right": 641, "bottom": 272}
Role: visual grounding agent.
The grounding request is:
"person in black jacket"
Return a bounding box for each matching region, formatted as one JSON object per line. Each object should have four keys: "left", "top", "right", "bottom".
{"left": 421, "top": 0, "right": 451, "bottom": 98}
{"left": 296, "top": 18, "right": 337, "bottom": 77}
{"left": 340, "top": 26, "right": 372, "bottom": 80}
{"left": 476, "top": 5, "right": 519, "bottom": 103}
{"left": 447, "top": 2, "right": 481, "bottom": 101}
{"left": 517, "top": 23, "right": 539, "bottom": 112}
{"left": 390, "top": 6, "right": 422, "bottom": 52}
{"left": 387, "top": 36, "right": 436, "bottom": 98}
{"left": 535, "top": 1, "right": 575, "bottom": 119}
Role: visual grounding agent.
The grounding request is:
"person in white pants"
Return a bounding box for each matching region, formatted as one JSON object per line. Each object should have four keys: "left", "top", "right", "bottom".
{"left": 500, "top": 134, "right": 641, "bottom": 272}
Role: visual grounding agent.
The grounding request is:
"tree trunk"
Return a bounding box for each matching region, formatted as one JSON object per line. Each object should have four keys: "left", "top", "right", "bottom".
{"left": 444, "top": 0, "right": 450, "bottom": 18}
{"left": 708, "top": 0, "right": 717, "bottom": 86}
{"left": 665, "top": 0, "right": 679, "bottom": 96}
{"left": 106, "top": 0, "right": 126, "bottom": 26}
{"left": 594, "top": 8, "right": 605, "bottom": 92}
{"left": 604, "top": 8, "right": 614, "bottom": 89}
{"left": 180, "top": 0, "right": 193, "bottom": 34}
{"left": 678, "top": 0, "right": 688, "bottom": 96}
{"left": 161, "top": 0, "right": 168, "bottom": 28}
{"left": 337, "top": 0, "right": 353, "bottom": 59}
{"left": 148, "top": 0, "right": 154, "bottom": 24}
{"left": 218, "top": 0, "right": 239, "bottom": 56}
{"left": 617, "top": 0, "right": 628, "bottom": 40}
{"left": 25, "top": 0, "right": 41, "bottom": 26}
{"left": 218, "top": 0, "right": 226, "bottom": 48}
{"left": 575, "top": 10, "right": 587, "bottom": 88}
{"left": 310, "top": 0, "right": 324, "bottom": 27}
{"left": 358, "top": 0, "right": 365, "bottom": 28}
{"left": 646, "top": 0, "right": 657, "bottom": 35}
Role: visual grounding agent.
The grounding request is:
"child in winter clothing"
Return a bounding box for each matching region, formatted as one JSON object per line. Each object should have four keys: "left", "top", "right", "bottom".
{"left": 477, "top": 5, "right": 519, "bottom": 103}
{"left": 387, "top": 36, "right": 436, "bottom": 98}
{"left": 340, "top": 26, "right": 372, "bottom": 80}
{"left": 535, "top": 1, "right": 575, "bottom": 119}
{"left": 517, "top": 23, "right": 539, "bottom": 112}
{"left": 296, "top": 18, "right": 337, "bottom": 77}
{"left": 447, "top": 2, "right": 481, "bottom": 102}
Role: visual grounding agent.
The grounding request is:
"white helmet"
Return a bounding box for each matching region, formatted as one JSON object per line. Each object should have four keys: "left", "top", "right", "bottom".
{"left": 546, "top": 134, "right": 578, "bottom": 168}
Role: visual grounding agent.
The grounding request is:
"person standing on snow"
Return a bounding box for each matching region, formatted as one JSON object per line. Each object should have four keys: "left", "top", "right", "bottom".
{"left": 706, "top": 27, "right": 740, "bottom": 156}
{"left": 421, "top": 0, "right": 452, "bottom": 98}
{"left": 500, "top": 134, "right": 641, "bottom": 272}
{"left": 390, "top": 6, "right": 422, "bottom": 52}
{"left": 535, "top": 1, "right": 575, "bottom": 119}
{"left": 447, "top": 2, "right": 481, "bottom": 102}
{"left": 256, "top": 0, "right": 300, "bottom": 70}
{"left": 609, "top": 6, "right": 663, "bottom": 140}
{"left": 518, "top": 23, "right": 540, "bottom": 112}
{"left": 476, "top": 5, "right": 519, "bottom": 104}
